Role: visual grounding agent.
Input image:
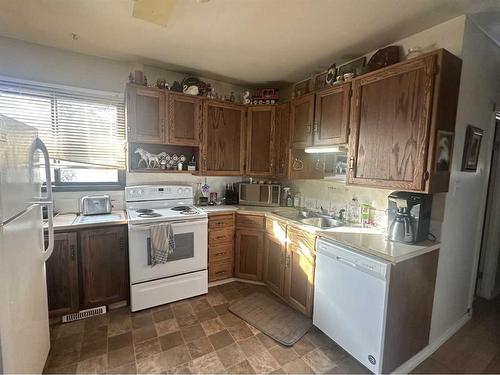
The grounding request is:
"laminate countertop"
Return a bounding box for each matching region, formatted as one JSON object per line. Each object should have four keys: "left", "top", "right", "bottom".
{"left": 200, "top": 205, "right": 440, "bottom": 263}
{"left": 44, "top": 211, "right": 127, "bottom": 231}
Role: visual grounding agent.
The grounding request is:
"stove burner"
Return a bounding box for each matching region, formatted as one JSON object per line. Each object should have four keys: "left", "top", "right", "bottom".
{"left": 171, "top": 206, "right": 191, "bottom": 211}
{"left": 138, "top": 212, "right": 162, "bottom": 218}
{"left": 136, "top": 208, "right": 154, "bottom": 214}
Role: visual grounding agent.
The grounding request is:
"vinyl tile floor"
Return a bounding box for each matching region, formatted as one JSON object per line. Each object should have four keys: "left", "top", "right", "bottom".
{"left": 44, "top": 281, "right": 369, "bottom": 374}
{"left": 412, "top": 296, "right": 500, "bottom": 374}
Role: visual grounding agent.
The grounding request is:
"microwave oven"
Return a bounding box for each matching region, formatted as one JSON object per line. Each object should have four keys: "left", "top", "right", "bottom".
{"left": 238, "top": 183, "right": 281, "bottom": 207}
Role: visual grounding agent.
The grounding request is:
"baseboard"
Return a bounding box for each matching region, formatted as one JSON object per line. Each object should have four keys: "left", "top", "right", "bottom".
{"left": 208, "top": 277, "right": 266, "bottom": 288}
{"left": 392, "top": 312, "right": 472, "bottom": 374}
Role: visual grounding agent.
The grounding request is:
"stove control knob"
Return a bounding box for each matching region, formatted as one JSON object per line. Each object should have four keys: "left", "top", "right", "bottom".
{"left": 136, "top": 188, "right": 144, "bottom": 197}
{"left": 183, "top": 188, "right": 190, "bottom": 194}
{"left": 177, "top": 188, "right": 183, "bottom": 194}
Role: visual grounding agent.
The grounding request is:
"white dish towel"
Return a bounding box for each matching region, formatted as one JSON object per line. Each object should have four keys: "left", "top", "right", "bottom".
{"left": 150, "top": 223, "right": 175, "bottom": 266}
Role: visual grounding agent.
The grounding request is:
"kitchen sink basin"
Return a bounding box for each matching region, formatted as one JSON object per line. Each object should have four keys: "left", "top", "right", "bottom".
{"left": 299, "top": 217, "right": 344, "bottom": 229}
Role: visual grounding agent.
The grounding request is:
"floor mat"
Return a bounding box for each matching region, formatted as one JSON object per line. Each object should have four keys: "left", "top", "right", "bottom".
{"left": 228, "top": 292, "right": 312, "bottom": 346}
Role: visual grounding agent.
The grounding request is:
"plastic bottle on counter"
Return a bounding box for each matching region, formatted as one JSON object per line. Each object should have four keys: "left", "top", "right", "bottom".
{"left": 348, "top": 197, "right": 361, "bottom": 225}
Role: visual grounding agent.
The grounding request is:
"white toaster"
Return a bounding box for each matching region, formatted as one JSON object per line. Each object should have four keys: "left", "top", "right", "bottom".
{"left": 80, "top": 195, "right": 112, "bottom": 215}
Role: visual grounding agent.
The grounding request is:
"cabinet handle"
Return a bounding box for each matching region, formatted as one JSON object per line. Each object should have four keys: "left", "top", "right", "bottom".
{"left": 313, "top": 122, "right": 318, "bottom": 133}
{"left": 119, "top": 237, "right": 124, "bottom": 252}
{"left": 285, "top": 254, "right": 291, "bottom": 268}
{"left": 70, "top": 245, "right": 76, "bottom": 260}
{"left": 215, "top": 270, "right": 227, "bottom": 275}
{"left": 306, "top": 124, "right": 312, "bottom": 134}
{"left": 349, "top": 157, "right": 355, "bottom": 170}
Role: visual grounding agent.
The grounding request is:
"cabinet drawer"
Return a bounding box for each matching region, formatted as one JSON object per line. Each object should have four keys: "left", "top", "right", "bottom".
{"left": 287, "top": 225, "right": 316, "bottom": 252}
{"left": 208, "top": 214, "right": 235, "bottom": 230}
{"left": 209, "top": 243, "right": 234, "bottom": 263}
{"left": 209, "top": 228, "right": 234, "bottom": 244}
{"left": 266, "top": 218, "right": 287, "bottom": 237}
{"left": 236, "top": 214, "right": 265, "bottom": 230}
{"left": 209, "top": 261, "right": 233, "bottom": 282}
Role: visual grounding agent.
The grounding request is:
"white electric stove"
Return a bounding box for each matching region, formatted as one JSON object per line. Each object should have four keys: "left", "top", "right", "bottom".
{"left": 125, "top": 185, "right": 208, "bottom": 312}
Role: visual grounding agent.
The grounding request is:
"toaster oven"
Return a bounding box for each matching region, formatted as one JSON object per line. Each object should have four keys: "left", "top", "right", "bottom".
{"left": 238, "top": 183, "right": 281, "bottom": 207}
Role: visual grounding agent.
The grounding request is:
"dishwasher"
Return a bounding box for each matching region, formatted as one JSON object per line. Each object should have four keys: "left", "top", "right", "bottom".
{"left": 313, "top": 238, "right": 391, "bottom": 374}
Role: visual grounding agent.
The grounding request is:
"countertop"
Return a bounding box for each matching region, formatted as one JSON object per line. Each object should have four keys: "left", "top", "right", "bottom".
{"left": 200, "top": 205, "right": 440, "bottom": 263}
{"left": 44, "top": 210, "right": 127, "bottom": 231}
{"left": 47, "top": 205, "right": 439, "bottom": 263}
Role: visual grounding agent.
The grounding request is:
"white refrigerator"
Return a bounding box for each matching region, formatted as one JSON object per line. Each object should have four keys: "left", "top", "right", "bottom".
{"left": 0, "top": 114, "right": 54, "bottom": 373}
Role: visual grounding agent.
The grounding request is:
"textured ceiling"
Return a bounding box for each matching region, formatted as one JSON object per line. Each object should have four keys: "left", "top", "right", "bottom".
{"left": 0, "top": 0, "right": 498, "bottom": 85}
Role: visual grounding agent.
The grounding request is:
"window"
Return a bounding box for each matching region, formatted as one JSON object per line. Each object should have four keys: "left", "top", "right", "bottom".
{"left": 0, "top": 79, "right": 126, "bottom": 190}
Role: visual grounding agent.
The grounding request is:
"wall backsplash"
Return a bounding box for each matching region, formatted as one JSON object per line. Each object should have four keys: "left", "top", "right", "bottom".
{"left": 286, "top": 178, "right": 445, "bottom": 238}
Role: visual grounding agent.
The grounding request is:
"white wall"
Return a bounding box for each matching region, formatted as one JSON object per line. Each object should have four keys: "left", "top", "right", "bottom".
{"left": 0, "top": 35, "right": 246, "bottom": 96}
{"left": 429, "top": 17, "right": 500, "bottom": 342}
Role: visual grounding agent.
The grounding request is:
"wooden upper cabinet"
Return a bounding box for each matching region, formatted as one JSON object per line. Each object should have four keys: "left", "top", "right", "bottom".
{"left": 348, "top": 49, "right": 461, "bottom": 192}
{"left": 45, "top": 232, "right": 79, "bottom": 318}
{"left": 202, "top": 101, "right": 246, "bottom": 175}
{"left": 167, "top": 93, "right": 202, "bottom": 146}
{"left": 80, "top": 226, "right": 128, "bottom": 308}
{"left": 126, "top": 84, "right": 165, "bottom": 144}
{"left": 290, "top": 93, "right": 315, "bottom": 148}
{"left": 275, "top": 103, "right": 290, "bottom": 178}
{"left": 246, "top": 106, "right": 276, "bottom": 176}
{"left": 314, "top": 83, "right": 350, "bottom": 146}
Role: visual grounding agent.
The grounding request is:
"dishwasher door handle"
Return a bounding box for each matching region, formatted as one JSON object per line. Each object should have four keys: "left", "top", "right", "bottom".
{"left": 335, "top": 256, "right": 357, "bottom": 268}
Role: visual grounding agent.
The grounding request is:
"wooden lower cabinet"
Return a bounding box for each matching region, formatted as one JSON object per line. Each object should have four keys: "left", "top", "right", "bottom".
{"left": 208, "top": 213, "right": 235, "bottom": 282}
{"left": 80, "top": 226, "right": 129, "bottom": 309}
{"left": 262, "top": 219, "right": 316, "bottom": 317}
{"left": 46, "top": 232, "right": 79, "bottom": 318}
{"left": 263, "top": 234, "right": 285, "bottom": 296}
{"left": 284, "top": 245, "right": 315, "bottom": 317}
{"left": 234, "top": 229, "right": 264, "bottom": 281}
{"left": 45, "top": 225, "right": 129, "bottom": 317}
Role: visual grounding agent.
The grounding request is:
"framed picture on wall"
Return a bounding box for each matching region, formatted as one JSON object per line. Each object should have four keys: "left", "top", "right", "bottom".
{"left": 461, "top": 125, "right": 483, "bottom": 172}
{"left": 435, "top": 130, "right": 454, "bottom": 173}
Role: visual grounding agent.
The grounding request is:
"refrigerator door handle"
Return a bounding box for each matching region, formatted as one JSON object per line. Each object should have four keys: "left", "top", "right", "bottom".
{"left": 32, "top": 138, "right": 54, "bottom": 261}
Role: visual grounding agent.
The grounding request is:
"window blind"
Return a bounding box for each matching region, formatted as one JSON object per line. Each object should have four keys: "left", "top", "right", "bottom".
{"left": 0, "top": 80, "right": 126, "bottom": 169}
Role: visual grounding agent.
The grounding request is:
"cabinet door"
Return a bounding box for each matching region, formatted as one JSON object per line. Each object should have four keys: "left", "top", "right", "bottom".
{"left": 288, "top": 148, "right": 324, "bottom": 180}
{"left": 348, "top": 55, "right": 436, "bottom": 190}
{"left": 126, "top": 85, "right": 165, "bottom": 143}
{"left": 264, "top": 234, "right": 286, "bottom": 296}
{"left": 314, "top": 83, "right": 350, "bottom": 146}
{"left": 284, "top": 245, "right": 315, "bottom": 317}
{"left": 275, "top": 103, "right": 290, "bottom": 178}
{"left": 290, "top": 93, "right": 315, "bottom": 148}
{"left": 234, "top": 229, "right": 264, "bottom": 281}
{"left": 80, "top": 226, "right": 128, "bottom": 308}
{"left": 167, "top": 93, "right": 202, "bottom": 146}
{"left": 246, "top": 106, "right": 276, "bottom": 176}
{"left": 45, "top": 232, "right": 79, "bottom": 317}
{"left": 202, "top": 101, "right": 246, "bottom": 175}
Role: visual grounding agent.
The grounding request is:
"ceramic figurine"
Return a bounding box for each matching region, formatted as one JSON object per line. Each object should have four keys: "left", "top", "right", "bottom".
{"left": 183, "top": 85, "right": 199, "bottom": 96}
{"left": 242, "top": 90, "right": 251, "bottom": 104}
{"left": 134, "top": 148, "right": 160, "bottom": 168}
{"left": 229, "top": 92, "right": 235, "bottom": 102}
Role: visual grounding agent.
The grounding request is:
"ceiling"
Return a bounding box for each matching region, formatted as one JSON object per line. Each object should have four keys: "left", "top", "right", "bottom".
{"left": 0, "top": 0, "right": 499, "bottom": 86}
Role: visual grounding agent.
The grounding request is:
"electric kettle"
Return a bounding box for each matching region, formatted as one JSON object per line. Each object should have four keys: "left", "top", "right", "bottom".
{"left": 388, "top": 207, "right": 415, "bottom": 243}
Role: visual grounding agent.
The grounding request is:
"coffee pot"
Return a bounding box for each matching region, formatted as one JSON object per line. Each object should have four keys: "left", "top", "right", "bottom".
{"left": 388, "top": 207, "right": 415, "bottom": 243}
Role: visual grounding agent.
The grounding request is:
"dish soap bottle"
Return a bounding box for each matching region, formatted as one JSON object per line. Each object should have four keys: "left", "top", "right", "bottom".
{"left": 348, "top": 197, "right": 361, "bottom": 225}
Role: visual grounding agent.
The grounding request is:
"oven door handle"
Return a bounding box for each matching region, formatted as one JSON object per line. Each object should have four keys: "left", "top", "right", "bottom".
{"left": 147, "top": 237, "right": 152, "bottom": 266}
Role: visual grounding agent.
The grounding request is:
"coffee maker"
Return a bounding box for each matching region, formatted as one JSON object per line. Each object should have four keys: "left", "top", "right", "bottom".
{"left": 387, "top": 191, "right": 432, "bottom": 244}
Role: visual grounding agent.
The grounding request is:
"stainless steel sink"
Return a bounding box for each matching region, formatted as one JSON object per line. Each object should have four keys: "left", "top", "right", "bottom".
{"left": 299, "top": 217, "right": 344, "bottom": 229}
{"left": 272, "top": 209, "right": 344, "bottom": 229}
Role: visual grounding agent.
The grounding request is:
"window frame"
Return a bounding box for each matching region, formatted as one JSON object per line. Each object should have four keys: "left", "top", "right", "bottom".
{"left": 0, "top": 76, "right": 127, "bottom": 192}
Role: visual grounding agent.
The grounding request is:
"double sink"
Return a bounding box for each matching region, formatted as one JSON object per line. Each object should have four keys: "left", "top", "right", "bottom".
{"left": 272, "top": 209, "right": 345, "bottom": 229}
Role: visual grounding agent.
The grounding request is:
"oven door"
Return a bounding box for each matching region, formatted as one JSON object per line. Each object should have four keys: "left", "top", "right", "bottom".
{"left": 128, "top": 218, "right": 208, "bottom": 284}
